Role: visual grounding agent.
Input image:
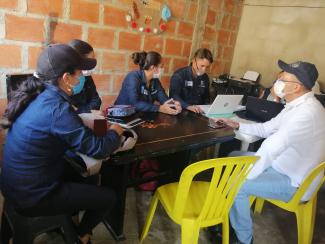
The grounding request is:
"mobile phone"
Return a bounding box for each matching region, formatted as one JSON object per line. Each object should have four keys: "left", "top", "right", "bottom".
{"left": 208, "top": 119, "right": 226, "bottom": 129}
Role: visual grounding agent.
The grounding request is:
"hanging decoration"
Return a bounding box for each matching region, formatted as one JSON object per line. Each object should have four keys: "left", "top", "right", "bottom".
{"left": 124, "top": 0, "right": 172, "bottom": 35}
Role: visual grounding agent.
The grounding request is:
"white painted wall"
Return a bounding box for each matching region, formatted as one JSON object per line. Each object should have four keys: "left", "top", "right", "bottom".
{"left": 231, "top": 0, "right": 325, "bottom": 91}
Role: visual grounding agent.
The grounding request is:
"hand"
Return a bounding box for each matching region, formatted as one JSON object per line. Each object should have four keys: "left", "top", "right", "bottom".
{"left": 213, "top": 118, "right": 239, "bottom": 129}
{"left": 91, "top": 110, "right": 104, "bottom": 116}
{"left": 159, "top": 99, "right": 180, "bottom": 115}
{"left": 109, "top": 124, "right": 124, "bottom": 136}
{"left": 173, "top": 100, "right": 182, "bottom": 113}
{"left": 186, "top": 105, "right": 203, "bottom": 114}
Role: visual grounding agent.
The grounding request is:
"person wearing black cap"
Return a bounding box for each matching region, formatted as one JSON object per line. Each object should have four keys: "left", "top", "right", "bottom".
{"left": 212, "top": 60, "right": 325, "bottom": 244}
{"left": 0, "top": 44, "right": 123, "bottom": 244}
{"left": 68, "top": 39, "right": 102, "bottom": 114}
{"left": 169, "top": 48, "right": 213, "bottom": 113}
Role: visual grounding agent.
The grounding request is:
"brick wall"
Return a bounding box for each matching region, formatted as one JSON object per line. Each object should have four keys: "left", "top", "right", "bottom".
{"left": 0, "top": 0, "right": 243, "bottom": 159}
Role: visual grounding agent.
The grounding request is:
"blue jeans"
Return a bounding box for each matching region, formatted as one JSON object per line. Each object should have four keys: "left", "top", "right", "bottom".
{"left": 229, "top": 151, "right": 297, "bottom": 244}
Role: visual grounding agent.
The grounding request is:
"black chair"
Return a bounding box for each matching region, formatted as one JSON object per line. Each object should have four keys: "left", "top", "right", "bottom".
{"left": 1, "top": 200, "right": 78, "bottom": 244}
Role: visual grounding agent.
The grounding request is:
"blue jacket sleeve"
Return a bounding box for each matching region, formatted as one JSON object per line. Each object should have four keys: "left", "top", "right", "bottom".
{"left": 170, "top": 73, "right": 189, "bottom": 109}
{"left": 76, "top": 76, "right": 102, "bottom": 113}
{"left": 155, "top": 79, "right": 169, "bottom": 104}
{"left": 51, "top": 103, "right": 120, "bottom": 159}
{"left": 123, "top": 73, "right": 160, "bottom": 112}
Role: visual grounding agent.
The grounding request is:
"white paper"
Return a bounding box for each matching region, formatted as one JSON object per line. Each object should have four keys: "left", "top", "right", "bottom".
{"left": 243, "top": 70, "right": 259, "bottom": 82}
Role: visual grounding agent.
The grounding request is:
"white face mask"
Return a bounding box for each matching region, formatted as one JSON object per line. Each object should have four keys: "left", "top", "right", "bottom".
{"left": 82, "top": 67, "right": 96, "bottom": 76}
{"left": 153, "top": 68, "right": 164, "bottom": 79}
{"left": 273, "top": 80, "right": 286, "bottom": 98}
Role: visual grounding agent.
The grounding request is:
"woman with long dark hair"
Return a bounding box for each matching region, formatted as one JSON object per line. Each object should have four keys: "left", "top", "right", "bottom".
{"left": 68, "top": 39, "right": 102, "bottom": 114}
{"left": 114, "top": 51, "right": 182, "bottom": 115}
{"left": 0, "top": 44, "right": 123, "bottom": 244}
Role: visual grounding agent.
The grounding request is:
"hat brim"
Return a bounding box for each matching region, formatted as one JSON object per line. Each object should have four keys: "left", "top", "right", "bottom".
{"left": 77, "top": 58, "right": 97, "bottom": 71}
{"left": 278, "top": 59, "right": 292, "bottom": 74}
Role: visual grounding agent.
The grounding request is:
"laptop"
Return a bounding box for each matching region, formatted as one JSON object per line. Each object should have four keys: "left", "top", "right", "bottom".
{"left": 236, "top": 96, "right": 284, "bottom": 122}
{"left": 198, "top": 94, "right": 244, "bottom": 118}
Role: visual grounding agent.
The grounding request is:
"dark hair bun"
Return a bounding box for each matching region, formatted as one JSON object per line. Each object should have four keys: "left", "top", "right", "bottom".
{"left": 131, "top": 51, "right": 147, "bottom": 68}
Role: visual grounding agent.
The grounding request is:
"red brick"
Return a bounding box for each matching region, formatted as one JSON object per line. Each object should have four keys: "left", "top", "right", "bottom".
{"left": 229, "top": 32, "right": 237, "bottom": 46}
{"left": 101, "top": 95, "right": 117, "bottom": 108}
{"left": 27, "top": 0, "right": 64, "bottom": 17}
{"left": 144, "top": 35, "right": 164, "bottom": 53}
{"left": 128, "top": 57, "right": 140, "bottom": 71}
{"left": 223, "top": 46, "right": 234, "bottom": 60}
{"left": 178, "top": 22, "right": 194, "bottom": 38}
{"left": 118, "top": 32, "right": 141, "bottom": 51}
{"left": 204, "top": 26, "right": 216, "bottom": 41}
{"left": 102, "top": 52, "right": 126, "bottom": 72}
{"left": 70, "top": 0, "right": 99, "bottom": 23}
{"left": 92, "top": 74, "right": 112, "bottom": 93}
{"left": 104, "top": 6, "right": 127, "bottom": 28}
{"left": 5, "top": 14, "right": 44, "bottom": 42}
{"left": 167, "top": 0, "right": 186, "bottom": 18}
{"left": 201, "top": 42, "right": 212, "bottom": 51}
{"left": 0, "top": 0, "right": 18, "bottom": 9}
{"left": 208, "top": 0, "right": 222, "bottom": 9}
{"left": 50, "top": 21, "right": 82, "bottom": 43}
{"left": 113, "top": 74, "right": 125, "bottom": 93}
{"left": 211, "top": 60, "right": 225, "bottom": 75}
{"left": 88, "top": 28, "right": 115, "bottom": 49}
{"left": 173, "top": 58, "right": 189, "bottom": 71}
{"left": 165, "top": 38, "right": 183, "bottom": 56}
{"left": 222, "top": 14, "right": 230, "bottom": 29}
{"left": 218, "top": 30, "right": 230, "bottom": 45}
{"left": 229, "top": 16, "right": 240, "bottom": 31}
{"left": 187, "top": 3, "right": 198, "bottom": 22}
{"left": 224, "top": 0, "right": 235, "bottom": 13}
{"left": 224, "top": 61, "right": 231, "bottom": 73}
{"left": 28, "top": 46, "right": 43, "bottom": 69}
{"left": 206, "top": 8, "right": 216, "bottom": 26}
{"left": 182, "top": 41, "right": 192, "bottom": 57}
{"left": 160, "top": 75, "right": 171, "bottom": 91}
{"left": 0, "top": 44, "right": 21, "bottom": 68}
{"left": 217, "top": 45, "right": 223, "bottom": 59}
{"left": 165, "top": 20, "right": 176, "bottom": 35}
{"left": 235, "top": 3, "right": 244, "bottom": 17}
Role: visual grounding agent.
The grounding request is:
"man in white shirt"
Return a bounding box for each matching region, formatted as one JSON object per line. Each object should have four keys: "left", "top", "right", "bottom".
{"left": 215, "top": 60, "right": 325, "bottom": 244}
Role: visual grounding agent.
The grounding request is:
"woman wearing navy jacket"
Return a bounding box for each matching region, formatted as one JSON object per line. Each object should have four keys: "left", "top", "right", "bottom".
{"left": 68, "top": 39, "right": 102, "bottom": 114}
{"left": 115, "top": 51, "right": 181, "bottom": 115}
{"left": 0, "top": 44, "right": 123, "bottom": 244}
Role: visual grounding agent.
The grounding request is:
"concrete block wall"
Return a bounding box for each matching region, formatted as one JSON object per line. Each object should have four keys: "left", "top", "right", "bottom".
{"left": 0, "top": 0, "right": 243, "bottom": 159}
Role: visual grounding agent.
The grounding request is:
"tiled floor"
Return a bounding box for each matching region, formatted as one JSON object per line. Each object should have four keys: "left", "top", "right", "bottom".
{"left": 1, "top": 186, "right": 323, "bottom": 244}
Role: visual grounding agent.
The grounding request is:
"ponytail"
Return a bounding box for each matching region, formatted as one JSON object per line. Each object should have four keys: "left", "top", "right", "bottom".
{"left": 131, "top": 51, "right": 161, "bottom": 70}
{"left": 1, "top": 76, "right": 45, "bottom": 129}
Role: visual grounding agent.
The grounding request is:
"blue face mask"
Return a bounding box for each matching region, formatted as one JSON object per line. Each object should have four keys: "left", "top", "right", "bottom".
{"left": 72, "top": 75, "right": 86, "bottom": 95}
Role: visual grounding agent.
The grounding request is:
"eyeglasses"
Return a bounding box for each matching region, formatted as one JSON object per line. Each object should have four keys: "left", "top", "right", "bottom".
{"left": 280, "top": 80, "right": 302, "bottom": 85}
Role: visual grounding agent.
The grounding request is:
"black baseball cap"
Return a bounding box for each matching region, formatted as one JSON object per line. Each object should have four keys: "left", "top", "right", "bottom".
{"left": 278, "top": 60, "right": 318, "bottom": 90}
{"left": 36, "top": 44, "right": 97, "bottom": 79}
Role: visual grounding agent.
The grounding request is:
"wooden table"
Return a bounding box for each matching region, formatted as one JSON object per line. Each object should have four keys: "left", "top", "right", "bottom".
{"left": 100, "top": 110, "right": 235, "bottom": 240}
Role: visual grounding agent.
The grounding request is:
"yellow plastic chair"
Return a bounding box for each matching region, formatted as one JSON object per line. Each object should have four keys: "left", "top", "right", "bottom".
{"left": 252, "top": 161, "right": 325, "bottom": 244}
{"left": 140, "top": 156, "right": 259, "bottom": 244}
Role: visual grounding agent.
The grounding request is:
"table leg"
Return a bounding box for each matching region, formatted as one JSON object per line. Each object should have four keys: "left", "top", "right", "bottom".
{"left": 100, "top": 163, "right": 129, "bottom": 241}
